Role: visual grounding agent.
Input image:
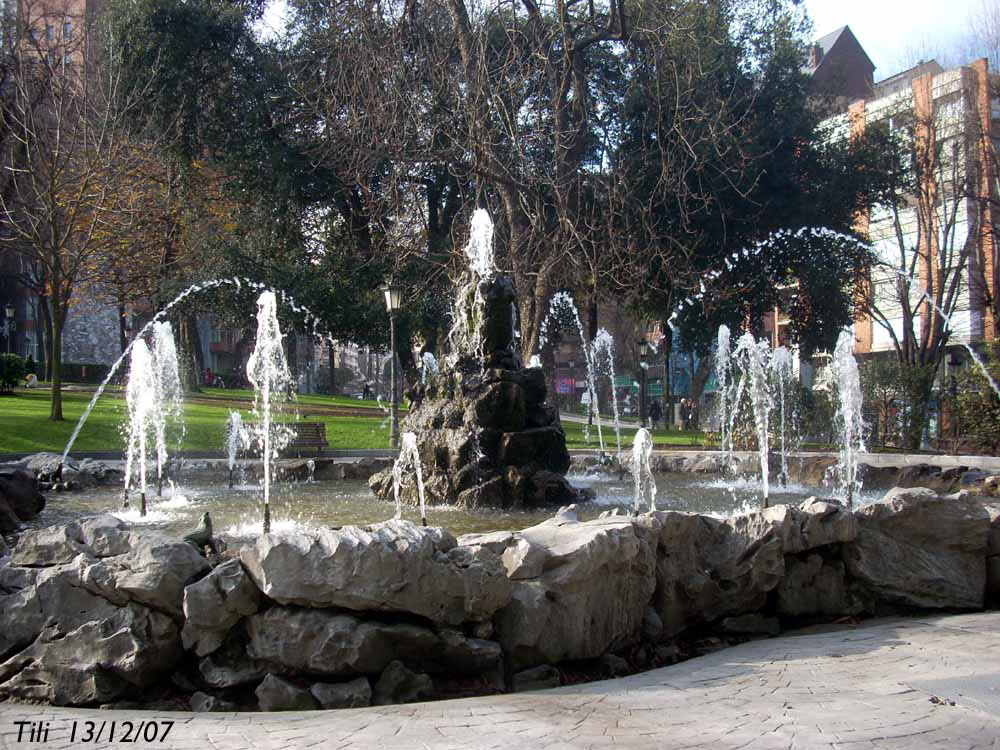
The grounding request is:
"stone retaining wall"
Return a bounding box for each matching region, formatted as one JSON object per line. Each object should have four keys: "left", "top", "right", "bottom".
{"left": 1, "top": 487, "right": 997, "bottom": 711}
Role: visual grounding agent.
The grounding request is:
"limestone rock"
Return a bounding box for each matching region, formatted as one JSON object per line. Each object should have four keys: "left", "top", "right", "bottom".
{"left": 649, "top": 510, "right": 784, "bottom": 638}
{"left": 11, "top": 523, "right": 87, "bottom": 566}
{"left": 241, "top": 521, "right": 511, "bottom": 625}
{"left": 719, "top": 613, "right": 780, "bottom": 636}
{"left": 310, "top": 677, "right": 371, "bottom": 709}
{"left": 182, "top": 559, "right": 260, "bottom": 656}
{"left": 115, "top": 534, "right": 211, "bottom": 616}
{"left": 0, "top": 469, "right": 45, "bottom": 531}
{"left": 24, "top": 453, "right": 66, "bottom": 479}
{"left": 372, "top": 661, "right": 433, "bottom": 706}
{"left": 512, "top": 665, "right": 560, "bottom": 692}
{"left": 726, "top": 501, "right": 856, "bottom": 557}
{"left": 247, "top": 607, "right": 500, "bottom": 677}
{"left": 256, "top": 674, "right": 318, "bottom": 711}
{"left": 641, "top": 607, "right": 664, "bottom": 642}
{"left": 78, "top": 515, "right": 130, "bottom": 558}
{"left": 985, "top": 504, "right": 1000, "bottom": 557}
{"left": 190, "top": 691, "right": 239, "bottom": 712}
{"left": 598, "top": 653, "right": 629, "bottom": 677}
{"left": 777, "top": 554, "right": 854, "bottom": 617}
{"left": 0, "top": 602, "right": 180, "bottom": 706}
{"left": 199, "top": 643, "right": 267, "bottom": 688}
{"left": 844, "top": 489, "right": 990, "bottom": 609}
{"left": 494, "top": 516, "right": 658, "bottom": 670}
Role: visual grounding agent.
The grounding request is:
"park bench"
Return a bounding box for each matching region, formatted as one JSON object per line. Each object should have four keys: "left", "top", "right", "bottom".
{"left": 283, "top": 421, "right": 328, "bottom": 456}
{"left": 242, "top": 420, "right": 329, "bottom": 456}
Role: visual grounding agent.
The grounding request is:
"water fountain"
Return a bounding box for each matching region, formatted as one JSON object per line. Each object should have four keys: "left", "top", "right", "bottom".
{"left": 122, "top": 340, "right": 158, "bottom": 517}
{"left": 370, "top": 211, "right": 583, "bottom": 509}
{"left": 421, "top": 352, "right": 439, "bottom": 383}
{"left": 631, "top": 427, "right": 655, "bottom": 514}
{"left": 152, "top": 322, "right": 183, "bottom": 497}
{"left": 392, "top": 431, "right": 427, "bottom": 524}
{"left": 245, "top": 290, "right": 295, "bottom": 534}
{"left": 715, "top": 326, "right": 733, "bottom": 474}
{"left": 227, "top": 411, "right": 243, "bottom": 488}
{"left": 61, "top": 276, "right": 328, "bottom": 465}
{"left": 539, "top": 292, "right": 604, "bottom": 450}
{"left": 830, "top": 330, "right": 864, "bottom": 507}
{"left": 770, "top": 346, "right": 795, "bottom": 487}
{"left": 734, "top": 333, "right": 773, "bottom": 507}
{"left": 592, "top": 328, "right": 623, "bottom": 458}
{"left": 306, "top": 459, "right": 316, "bottom": 484}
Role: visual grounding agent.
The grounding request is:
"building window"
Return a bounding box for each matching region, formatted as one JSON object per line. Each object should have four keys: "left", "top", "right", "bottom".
{"left": 63, "top": 53, "right": 71, "bottom": 66}
{"left": 28, "top": 28, "right": 37, "bottom": 41}
{"left": 45, "top": 25, "right": 53, "bottom": 40}
{"left": 63, "top": 21, "right": 72, "bottom": 39}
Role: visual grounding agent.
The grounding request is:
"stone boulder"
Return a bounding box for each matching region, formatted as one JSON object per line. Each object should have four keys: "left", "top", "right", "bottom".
{"left": 199, "top": 646, "right": 266, "bottom": 689}
{"left": 986, "top": 505, "right": 1000, "bottom": 605}
{"left": 241, "top": 520, "right": 511, "bottom": 625}
{"left": 0, "top": 524, "right": 193, "bottom": 706}
{"left": 113, "top": 533, "right": 212, "bottom": 617}
{"left": 844, "top": 488, "right": 990, "bottom": 610}
{"left": 310, "top": 677, "right": 371, "bottom": 709}
{"left": 78, "top": 515, "right": 131, "bottom": 558}
{"left": 256, "top": 674, "right": 317, "bottom": 711}
{"left": 649, "top": 510, "right": 784, "bottom": 638}
{"left": 12, "top": 523, "right": 89, "bottom": 566}
{"left": 24, "top": 452, "right": 67, "bottom": 479}
{"left": 247, "top": 607, "right": 501, "bottom": 678}
{"left": 512, "top": 665, "right": 561, "bottom": 692}
{"left": 0, "top": 563, "right": 180, "bottom": 706}
{"left": 372, "top": 661, "right": 433, "bottom": 706}
{"left": 190, "top": 692, "right": 239, "bottom": 713}
{"left": 488, "top": 515, "right": 658, "bottom": 670}
{"left": 0, "top": 468, "right": 45, "bottom": 531}
{"left": 777, "top": 554, "right": 856, "bottom": 618}
{"left": 182, "top": 559, "right": 260, "bottom": 656}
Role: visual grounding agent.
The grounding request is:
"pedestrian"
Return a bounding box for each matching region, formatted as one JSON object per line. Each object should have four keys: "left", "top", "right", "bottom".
{"left": 648, "top": 399, "right": 663, "bottom": 430}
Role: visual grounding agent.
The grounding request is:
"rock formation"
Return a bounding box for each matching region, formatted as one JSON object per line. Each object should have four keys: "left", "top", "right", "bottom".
{"left": 370, "top": 274, "right": 583, "bottom": 509}
{"left": 0, "top": 487, "right": 995, "bottom": 710}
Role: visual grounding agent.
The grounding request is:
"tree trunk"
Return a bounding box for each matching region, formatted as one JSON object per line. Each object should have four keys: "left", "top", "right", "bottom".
{"left": 34, "top": 296, "right": 47, "bottom": 379}
{"left": 178, "top": 314, "right": 204, "bottom": 392}
{"left": 688, "top": 354, "right": 714, "bottom": 429}
{"left": 48, "top": 292, "right": 64, "bottom": 421}
{"left": 328, "top": 344, "right": 336, "bottom": 393}
{"left": 287, "top": 331, "right": 298, "bottom": 387}
{"left": 118, "top": 304, "right": 127, "bottom": 355}
{"left": 39, "top": 295, "right": 52, "bottom": 381}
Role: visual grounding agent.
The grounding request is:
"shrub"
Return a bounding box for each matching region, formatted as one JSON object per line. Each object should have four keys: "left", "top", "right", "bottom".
{"left": 0, "top": 353, "right": 26, "bottom": 393}
{"left": 955, "top": 355, "right": 1000, "bottom": 452}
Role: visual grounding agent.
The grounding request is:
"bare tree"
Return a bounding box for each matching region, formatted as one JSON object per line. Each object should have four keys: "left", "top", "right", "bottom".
{"left": 0, "top": 0, "right": 163, "bottom": 419}
{"left": 857, "top": 75, "right": 986, "bottom": 447}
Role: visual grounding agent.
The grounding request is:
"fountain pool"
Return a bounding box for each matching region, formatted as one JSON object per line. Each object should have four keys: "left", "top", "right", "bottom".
{"left": 25, "top": 471, "right": 874, "bottom": 540}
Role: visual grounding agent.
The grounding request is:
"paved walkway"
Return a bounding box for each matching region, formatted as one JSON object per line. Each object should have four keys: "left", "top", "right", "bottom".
{"left": 2, "top": 612, "right": 998, "bottom": 749}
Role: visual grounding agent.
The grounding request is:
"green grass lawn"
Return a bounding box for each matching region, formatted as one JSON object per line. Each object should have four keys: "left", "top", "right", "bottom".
{"left": 562, "top": 420, "right": 708, "bottom": 449}
{"left": 0, "top": 390, "right": 396, "bottom": 454}
{"left": 0, "top": 388, "right": 708, "bottom": 455}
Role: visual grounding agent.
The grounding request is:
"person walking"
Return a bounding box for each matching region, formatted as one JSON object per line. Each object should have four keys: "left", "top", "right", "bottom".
{"left": 648, "top": 398, "right": 663, "bottom": 430}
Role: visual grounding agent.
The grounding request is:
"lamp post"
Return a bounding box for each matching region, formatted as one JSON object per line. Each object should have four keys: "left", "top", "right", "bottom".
{"left": 638, "top": 339, "right": 648, "bottom": 427}
{"left": 383, "top": 283, "right": 402, "bottom": 449}
{"left": 3, "top": 303, "right": 14, "bottom": 355}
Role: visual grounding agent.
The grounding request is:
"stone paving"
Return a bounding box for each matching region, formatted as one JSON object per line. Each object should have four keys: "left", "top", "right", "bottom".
{"left": 1, "top": 612, "right": 998, "bottom": 749}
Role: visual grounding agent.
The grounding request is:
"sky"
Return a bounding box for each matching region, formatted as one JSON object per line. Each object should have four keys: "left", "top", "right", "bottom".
{"left": 802, "top": 0, "right": 981, "bottom": 79}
